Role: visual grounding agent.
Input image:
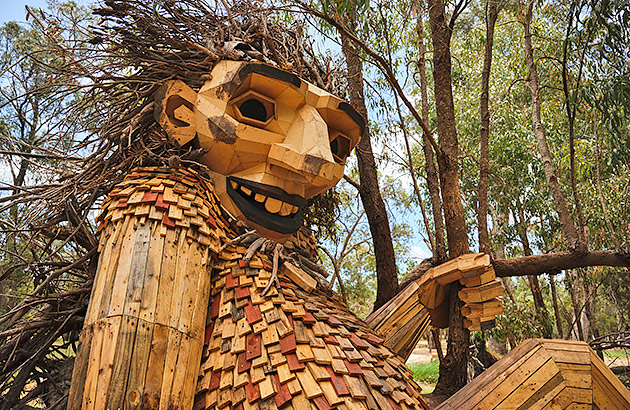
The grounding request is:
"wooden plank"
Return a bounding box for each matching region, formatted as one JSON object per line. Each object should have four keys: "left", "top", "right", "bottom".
{"left": 142, "top": 323, "right": 168, "bottom": 409}
{"left": 105, "top": 316, "right": 139, "bottom": 410}
{"left": 169, "top": 333, "right": 195, "bottom": 405}
{"left": 458, "top": 280, "right": 503, "bottom": 304}
{"left": 154, "top": 228, "right": 179, "bottom": 327}
{"left": 497, "top": 358, "right": 562, "bottom": 409}
{"left": 437, "top": 341, "right": 544, "bottom": 409}
{"left": 85, "top": 221, "right": 122, "bottom": 325}
{"left": 590, "top": 349, "right": 630, "bottom": 408}
{"left": 123, "top": 223, "right": 152, "bottom": 317}
{"left": 124, "top": 319, "right": 154, "bottom": 410}
{"left": 107, "top": 224, "right": 146, "bottom": 316}
{"left": 158, "top": 327, "right": 183, "bottom": 408}
{"left": 81, "top": 323, "right": 104, "bottom": 410}
{"left": 138, "top": 225, "right": 166, "bottom": 323}
{"left": 93, "top": 217, "right": 133, "bottom": 321}
{"left": 168, "top": 233, "right": 192, "bottom": 333}
{"left": 364, "top": 282, "right": 419, "bottom": 329}
{"left": 67, "top": 325, "right": 92, "bottom": 410}
{"left": 91, "top": 316, "right": 122, "bottom": 410}
{"left": 515, "top": 374, "right": 566, "bottom": 410}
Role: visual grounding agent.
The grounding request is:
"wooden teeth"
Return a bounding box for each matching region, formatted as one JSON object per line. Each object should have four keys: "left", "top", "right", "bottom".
{"left": 233, "top": 181, "right": 300, "bottom": 216}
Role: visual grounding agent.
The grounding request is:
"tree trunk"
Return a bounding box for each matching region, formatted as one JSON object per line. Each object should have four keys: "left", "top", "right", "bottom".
{"left": 549, "top": 274, "right": 564, "bottom": 338}
{"left": 516, "top": 206, "right": 552, "bottom": 338}
{"left": 583, "top": 276, "right": 600, "bottom": 340}
{"left": 428, "top": 0, "right": 469, "bottom": 259}
{"left": 594, "top": 118, "right": 620, "bottom": 250}
{"left": 427, "top": 0, "right": 471, "bottom": 396}
{"left": 523, "top": 0, "right": 580, "bottom": 251}
{"left": 565, "top": 269, "right": 585, "bottom": 340}
{"left": 477, "top": 0, "right": 499, "bottom": 254}
{"left": 340, "top": 30, "right": 399, "bottom": 311}
{"left": 415, "top": 0, "right": 447, "bottom": 262}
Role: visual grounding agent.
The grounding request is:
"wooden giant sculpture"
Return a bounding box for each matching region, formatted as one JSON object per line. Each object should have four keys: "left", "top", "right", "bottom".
{"left": 68, "top": 60, "right": 439, "bottom": 410}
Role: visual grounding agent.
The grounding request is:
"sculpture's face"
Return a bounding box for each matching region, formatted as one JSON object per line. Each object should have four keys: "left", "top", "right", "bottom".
{"left": 155, "top": 61, "right": 363, "bottom": 239}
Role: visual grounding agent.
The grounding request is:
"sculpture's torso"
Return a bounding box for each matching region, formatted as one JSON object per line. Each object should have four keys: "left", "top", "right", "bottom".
{"left": 195, "top": 235, "right": 429, "bottom": 410}
{"left": 70, "top": 166, "right": 428, "bottom": 410}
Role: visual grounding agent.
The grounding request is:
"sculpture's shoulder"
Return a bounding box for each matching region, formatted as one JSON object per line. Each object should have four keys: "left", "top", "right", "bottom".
{"left": 97, "top": 166, "right": 238, "bottom": 252}
{"left": 198, "top": 242, "right": 430, "bottom": 410}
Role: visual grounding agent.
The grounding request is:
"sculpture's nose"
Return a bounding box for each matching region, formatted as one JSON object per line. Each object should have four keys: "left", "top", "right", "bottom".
{"left": 268, "top": 104, "right": 340, "bottom": 189}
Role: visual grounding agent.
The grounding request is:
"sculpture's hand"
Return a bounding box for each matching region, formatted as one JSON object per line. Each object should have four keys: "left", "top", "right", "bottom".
{"left": 416, "top": 253, "right": 504, "bottom": 331}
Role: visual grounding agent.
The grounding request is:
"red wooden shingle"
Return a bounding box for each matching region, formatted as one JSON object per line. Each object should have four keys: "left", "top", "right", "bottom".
{"left": 208, "top": 371, "right": 221, "bottom": 391}
{"left": 271, "top": 373, "right": 292, "bottom": 408}
{"left": 367, "top": 334, "right": 384, "bottom": 345}
{"left": 279, "top": 334, "right": 297, "bottom": 354}
{"left": 141, "top": 191, "right": 159, "bottom": 203}
{"left": 244, "top": 301, "right": 262, "bottom": 324}
{"left": 286, "top": 353, "right": 305, "bottom": 371}
{"left": 245, "top": 379, "right": 261, "bottom": 403}
{"left": 245, "top": 332, "right": 261, "bottom": 360}
{"left": 313, "top": 395, "right": 332, "bottom": 410}
{"left": 343, "top": 360, "right": 363, "bottom": 376}
{"left": 327, "top": 315, "right": 343, "bottom": 327}
{"left": 204, "top": 324, "right": 213, "bottom": 345}
{"left": 226, "top": 273, "right": 239, "bottom": 289}
{"left": 162, "top": 213, "right": 176, "bottom": 228}
{"left": 235, "top": 286, "right": 250, "bottom": 300}
{"left": 302, "top": 312, "right": 316, "bottom": 325}
{"left": 193, "top": 394, "right": 206, "bottom": 410}
{"left": 209, "top": 296, "right": 220, "bottom": 319}
{"left": 326, "top": 366, "right": 350, "bottom": 396}
{"left": 349, "top": 334, "right": 371, "bottom": 350}
{"left": 237, "top": 352, "right": 250, "bottom": 373}
{"left": 154, "top": 193, "right": 168, "bottom": 210}
{"left": 323, "top": 335, "right": 339, "bottom": 345}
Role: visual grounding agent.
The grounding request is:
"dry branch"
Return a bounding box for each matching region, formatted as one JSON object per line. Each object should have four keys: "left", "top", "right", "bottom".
{"left": 0, "top": 1, "right": 344, "bottom": 407}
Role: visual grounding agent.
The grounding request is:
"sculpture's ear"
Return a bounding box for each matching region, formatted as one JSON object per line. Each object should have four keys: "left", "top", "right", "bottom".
{"left": 154, "top": 80, "right": 197, "bottom": 146}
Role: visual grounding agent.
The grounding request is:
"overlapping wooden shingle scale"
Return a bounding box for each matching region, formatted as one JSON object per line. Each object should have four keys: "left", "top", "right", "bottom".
{"left": 195, "top": 252, "right": 430, "bottom": 410}
{"left": 97, "top": 166, "right": 235, "bottom": 253}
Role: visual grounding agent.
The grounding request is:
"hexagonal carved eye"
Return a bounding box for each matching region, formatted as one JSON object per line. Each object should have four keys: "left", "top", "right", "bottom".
{"left": 329, "top": 131, "right": 351, "bottom": 164}
{"left": 230, "top": 90, "right": 275, "bottom": 127}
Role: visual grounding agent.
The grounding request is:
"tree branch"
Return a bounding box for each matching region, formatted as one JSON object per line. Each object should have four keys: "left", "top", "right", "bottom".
{"left": 290, "top": 1, "right": 440, "bottom": 155}
{"left": 493, "top": 250, "right": 630, "bottom": 278}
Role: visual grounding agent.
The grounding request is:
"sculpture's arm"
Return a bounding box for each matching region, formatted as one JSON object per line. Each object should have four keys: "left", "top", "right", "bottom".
{"left": 68, "top": 167, "right": 223, "bottom": 410}
{"left": 364, "top": 253, "right": 503, "bottom": 361}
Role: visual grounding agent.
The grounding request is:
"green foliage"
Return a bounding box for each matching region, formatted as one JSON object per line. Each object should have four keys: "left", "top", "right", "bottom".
{"left": 407, "top": 360, "right": 439, "bottom": 384}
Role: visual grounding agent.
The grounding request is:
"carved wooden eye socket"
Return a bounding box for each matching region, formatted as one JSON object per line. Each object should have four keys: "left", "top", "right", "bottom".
{"left": 239, "top": 98, "right": 268, "bottom": 122}
{"left": 329, "top": 132, "right": 351, "bottom": 164}
{"left": 230, "top": 90, "right": 275, "bottom": 127}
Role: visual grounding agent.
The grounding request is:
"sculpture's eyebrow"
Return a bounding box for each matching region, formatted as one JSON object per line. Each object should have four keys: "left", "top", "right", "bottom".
{"left": 338, "top": 101, "right": 365, "bottom": 135}
{"left": 237, "top": 62, "right": 365, "bottom": 135}
{"left": 238, "top": 63, "right": 301, "bottom": 88}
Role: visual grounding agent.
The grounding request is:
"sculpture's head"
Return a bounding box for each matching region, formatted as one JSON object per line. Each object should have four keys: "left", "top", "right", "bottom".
{"left": 155, "top": 60, "right": 363, "bottom": 239}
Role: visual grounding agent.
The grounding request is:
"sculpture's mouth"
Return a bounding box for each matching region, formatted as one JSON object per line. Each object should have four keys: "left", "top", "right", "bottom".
{"left": 227, "top": 176, "right": 306, "bottom": 234}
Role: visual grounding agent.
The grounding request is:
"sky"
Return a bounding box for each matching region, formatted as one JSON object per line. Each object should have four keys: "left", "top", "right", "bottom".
{"left": 1, "top": 1, "right": 48, "bottom": 24}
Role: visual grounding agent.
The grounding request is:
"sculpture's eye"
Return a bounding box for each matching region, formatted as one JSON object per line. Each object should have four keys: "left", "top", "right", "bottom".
{"left": 329, "top": 131, "right": 351, "bottom": 164}
{"left": 230, "top": 90, "right": 275, "bottom": 127}
{"left": 239, "top": 99, "right": 267, "bottom": 122}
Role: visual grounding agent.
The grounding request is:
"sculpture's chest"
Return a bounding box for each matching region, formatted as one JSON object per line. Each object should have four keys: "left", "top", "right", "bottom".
{"left": 194, "top": 251, "right": 429, "bottom": 410}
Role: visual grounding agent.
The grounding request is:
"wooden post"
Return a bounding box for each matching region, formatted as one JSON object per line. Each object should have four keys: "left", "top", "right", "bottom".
{"left": 68, "top": 167, "right": 225, "bottom": 410}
